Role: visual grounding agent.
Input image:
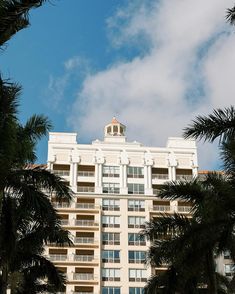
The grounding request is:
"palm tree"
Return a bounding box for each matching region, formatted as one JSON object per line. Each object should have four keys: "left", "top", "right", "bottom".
{"left": 0, "top": 77, "right": 74, "bottom": 293}
{"left": 227, "top": 5, "right": 235, "bottom": 26}
{"left": 143, "top": 174, "right": 235, "bottom": 294}
{"left": 0, "top": 0, "right": 48, "bottom": 48}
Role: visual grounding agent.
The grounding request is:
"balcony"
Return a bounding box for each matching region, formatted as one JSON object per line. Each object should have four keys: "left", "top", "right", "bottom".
{"left": 74, "top": 255, "right": 96, "bottom": 262}
{"left": 74, "top": 237, "right": 97, "bottom": 244}
{"left": 178, "top": 206, "right": 192, "bottom": 213}
{"left": 77, "top": 187, "right": 95, "bottom": 193}
{"left": 152, "top": 173, "right": 168, "bottom": 180}
{"left": 73, "top": 273, "right": 95, "bottom": 281}
{"left": 75, "top": 220, "right": 98, "bottom": 227}
{"left": 49, "top": 254, "right": 68, "bottom": 261}
{"left": 76, "top": 203, "right": 99, "bottom": 210}
{"left": 53, "top": 170, "right": 70, "bottom": 177}
{"left": 53, "top": 202, "right": 70, "bottom": 209}
{"left": 78, "top": 171, "right": 95, "bottom": 177}
{"left": 152, "top": 205, "right": 171, "bottom": 212}
{"left": 176, "top": 174, "right": 193, "bottom": 181}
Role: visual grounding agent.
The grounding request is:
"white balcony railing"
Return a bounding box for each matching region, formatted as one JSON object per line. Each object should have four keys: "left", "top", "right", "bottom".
{"left": 53, "top": 202, "right": 70, "bottom": 208}
{"left": 176, "top": 175, "right": 193, "bottom": 181}
{"left": 152, "top": 205, "right": 171, "bottom": 212}
{"left": 77, "top": 186, "right": 95, "bottom": 193}
{"left": 53, "top": 170, "right": 70, "bottom": 176}
{"left": 75, "top": 220, "right": 98, "bottom": 226}
{"left": 152, "top": 174, "right": 168, "bottom": 180}
{"left": 76, "top": 203, "right": 98, "bottom": 209}
{"left": 74, "top": 255, "right": 95, "bottom": 262}
{"left": 178, "top": 206, "right": 192, "bottom": 213}
{"left": 74, "top": 237, "right": 96, "bottom": 244}
{"left": 49, "top": 254, "right": 68, "bottom": 261}
{"left": 73, "top": 273, "right": 94, "bottom": 280}
{"left": 78, "top": 171, "right": 95, "bottom": 177}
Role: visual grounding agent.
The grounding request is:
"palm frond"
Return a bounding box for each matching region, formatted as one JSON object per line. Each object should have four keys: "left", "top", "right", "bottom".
{"left": 183, "top": 106, "right": 235, "bottom": 143}
{"left": 226, "top": 6, "right": 235, "bottom": 26}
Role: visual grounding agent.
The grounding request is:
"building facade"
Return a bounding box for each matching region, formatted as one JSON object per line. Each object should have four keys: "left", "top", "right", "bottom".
{"left": 45, "top": 118, "right": 198, "bottom": 294}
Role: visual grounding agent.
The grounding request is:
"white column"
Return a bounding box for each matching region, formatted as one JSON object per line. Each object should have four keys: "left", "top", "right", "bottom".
{"left": 145, "top": 165, "right": 153, "bottom": 195}
{"left": 192, "top": 166, "right": 198, "bottom": 178}
{"left": 172, "top": 166, "right": 176, "bottom": 181}
{"left": 48, "top": 161, "right": 53, "bottom": 171}
{"left": 69, "top": 163, "right": 74, "bottom": 187}
{"left": 73, "top": 162, "right": 78, "bottom": 192}
{"left": 95, "top": 163, "right": 103, "bottom": 194}
{"left": 120, "top": 164, "right": 128, "bottom": 194}
{"left": 168, "top": 166, "right": 172, "bottom": 181}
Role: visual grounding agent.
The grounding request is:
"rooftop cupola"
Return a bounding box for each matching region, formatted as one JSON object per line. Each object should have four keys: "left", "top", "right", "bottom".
{"left": 104, "top": 117, "right": 126, "bottom": 143}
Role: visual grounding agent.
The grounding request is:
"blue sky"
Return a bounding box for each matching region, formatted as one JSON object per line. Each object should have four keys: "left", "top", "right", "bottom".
{"left": 1, "top": 0, "right": 235, "bottom": 169}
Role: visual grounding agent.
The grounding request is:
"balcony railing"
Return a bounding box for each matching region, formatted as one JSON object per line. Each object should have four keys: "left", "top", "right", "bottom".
{"left": 176, "top": 175, "right": 193, "bottom": 181}
{"left": 74, "top": 237, "right": 96, "bottom": 244}
{"left": 76, "top": 203, "right": 98, "bottom": 209}
{"left": 152, "top": 205, "right": 171, "bottom": 212}
{"left": 74, "top": 255, "right": 95, "bottom": 262}
{"left": 77, "top": 187, "right": 95, "bottom": 193}
{"left": 73, "top": 273, "right": 95, "bottom": 281}
{"left": 60, "top": 220, "right": 69, "bottom": 226}
{"left": 74, "top": 292, "right": 94, "bottom": 294}
{"left": 78, "top": 171, "right": 95, "bottom": 177}
{"left": 53, "top": 202, "right": 70, "bottom": 208}
{"left": 152, "top": 174, "right": 168, "bottom": 180}
{"left": 75, "top": 220, "right": 98, "bottom": 226}
{"left": 49, "top": 254, "right": 68, "bottom": 261}
{"left": 53, "top": 170, "right": 70, "bottom": 176}
{"left": 178, "top": 206, "right": 192, "bottom": 213}
{"left": 153, "top": 189, "right": 161, "bottom": 196}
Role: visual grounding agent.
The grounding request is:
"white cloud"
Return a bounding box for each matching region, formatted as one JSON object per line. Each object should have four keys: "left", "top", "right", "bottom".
{"left": 68, "top": 0, "right": 235, "bottom": 169}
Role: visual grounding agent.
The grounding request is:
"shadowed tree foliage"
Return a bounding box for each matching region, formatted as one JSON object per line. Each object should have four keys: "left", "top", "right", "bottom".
{"left": 0, "top": 0, "right": 48, "bottom": 48}
{"left": 227, "top": 5, "right": 235, "bottom": 26}
{"left": 0, "top": 77, "right": 74, "bottom": 293}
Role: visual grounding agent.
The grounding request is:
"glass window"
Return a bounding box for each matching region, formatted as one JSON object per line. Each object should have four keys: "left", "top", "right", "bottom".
{"left": 102, "top": 287, "right": 121, "bottom": 294}
{"left": 102, "top": 268, "right": 121, "bottom": 281}
{"left": 128, "top": 216, "right": 145, "bottom": 228}
{"left": 127, "top": 167, "right": 144, "bottom": 178}
{"left": 103, "top": 199, "right": 120, "bottom": 211}
{"left": 128, "top": 200, "right": 145, "bottom": 211}
{"left": 129, "top": 288, "right": 144, "bottom": 294}
{"left": 225, "top": 264, "right": 235, "bottom": 276}
{"left": 103, "top": 166, "right": 120, "bottom": 177}
{"left": 129, "top": 251, "right": 146, "bottom": 263}
{"left": 102, "top": 250, "right": 120, "bottom": 263}
{"left": 103, "top": 183, "right": 120, "bottom": 194}
{"left": 102, "top": 233, "right": 120, "bottom": 245}
{"left": 102, "top": 216, "right": 120, "bottom": 227}
{"left": 128, "top": 184, "right": 144, "bottom": 194}
{"left": 128, "top": 233, "right": 146, "bottom": 246}
{"left": 129, "top": 269, "right": 147, "bottom": 282}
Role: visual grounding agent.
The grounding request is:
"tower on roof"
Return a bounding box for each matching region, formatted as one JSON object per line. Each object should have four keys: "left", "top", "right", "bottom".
{"left": 104, "top": 117, "right": 126, "bottom": 142}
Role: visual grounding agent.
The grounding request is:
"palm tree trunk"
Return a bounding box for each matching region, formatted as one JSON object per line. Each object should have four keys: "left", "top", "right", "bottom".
{"left": 1, "top": 264, "right": 9, "bottom": 294}
{"left": 206, "top": 249, "right": 217, "bottom": 294}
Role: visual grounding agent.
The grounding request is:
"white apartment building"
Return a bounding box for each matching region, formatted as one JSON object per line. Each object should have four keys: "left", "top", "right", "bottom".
{"left": 45, "top": 118, "right": 198, "bottom": 294}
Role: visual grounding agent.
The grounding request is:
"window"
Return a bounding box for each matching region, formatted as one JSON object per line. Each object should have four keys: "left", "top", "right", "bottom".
{"left": 225, "top": 264, "right": 235, "bottom": 276}
{"left": 102, "top": 287, "right": 120, "bottom": 294}
{"left": 129, "top": 269, "right": 147, "bottom": 282}
{"left": 129, "top": 251, "right": 146, "bottom": 263}
{"left": 128, "top": 184, "right": 144, "bottom": 195}
{"left": 102, "top": 216, "right": 120, "bottom": 227}
{"left": 102, "top": 250, "right": 120, "bottom": 263}
{"left": 129, "top": 288, "right": 144, "bottom": 294}
{"left": 103, "top": 199, "right": 120, "bottom": 211}
{"left": 102, "top": 268, "right": 120, "bottom": 281}
{"left": 127, "top": 167, "right": 144, "bottom": 178}
{"left": 128, "top": 200, "right": 145, "bottom": 211}
{"left": 224, "top": 250, "right": 231, "bottom": 259}
{"left": 128, "top": 216, "right": 145, "bottom": 228}
{"left": 128, "top": 233, "right": 146, "bottom": 246}
{"left": 103, "top": 183, "right": 120, "bottom": 194}
{"left": 102, "top": 233, "right": 120, "bottom": 245}
{"left": 103, "top": 166, "right": 120, "bottom": 177}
